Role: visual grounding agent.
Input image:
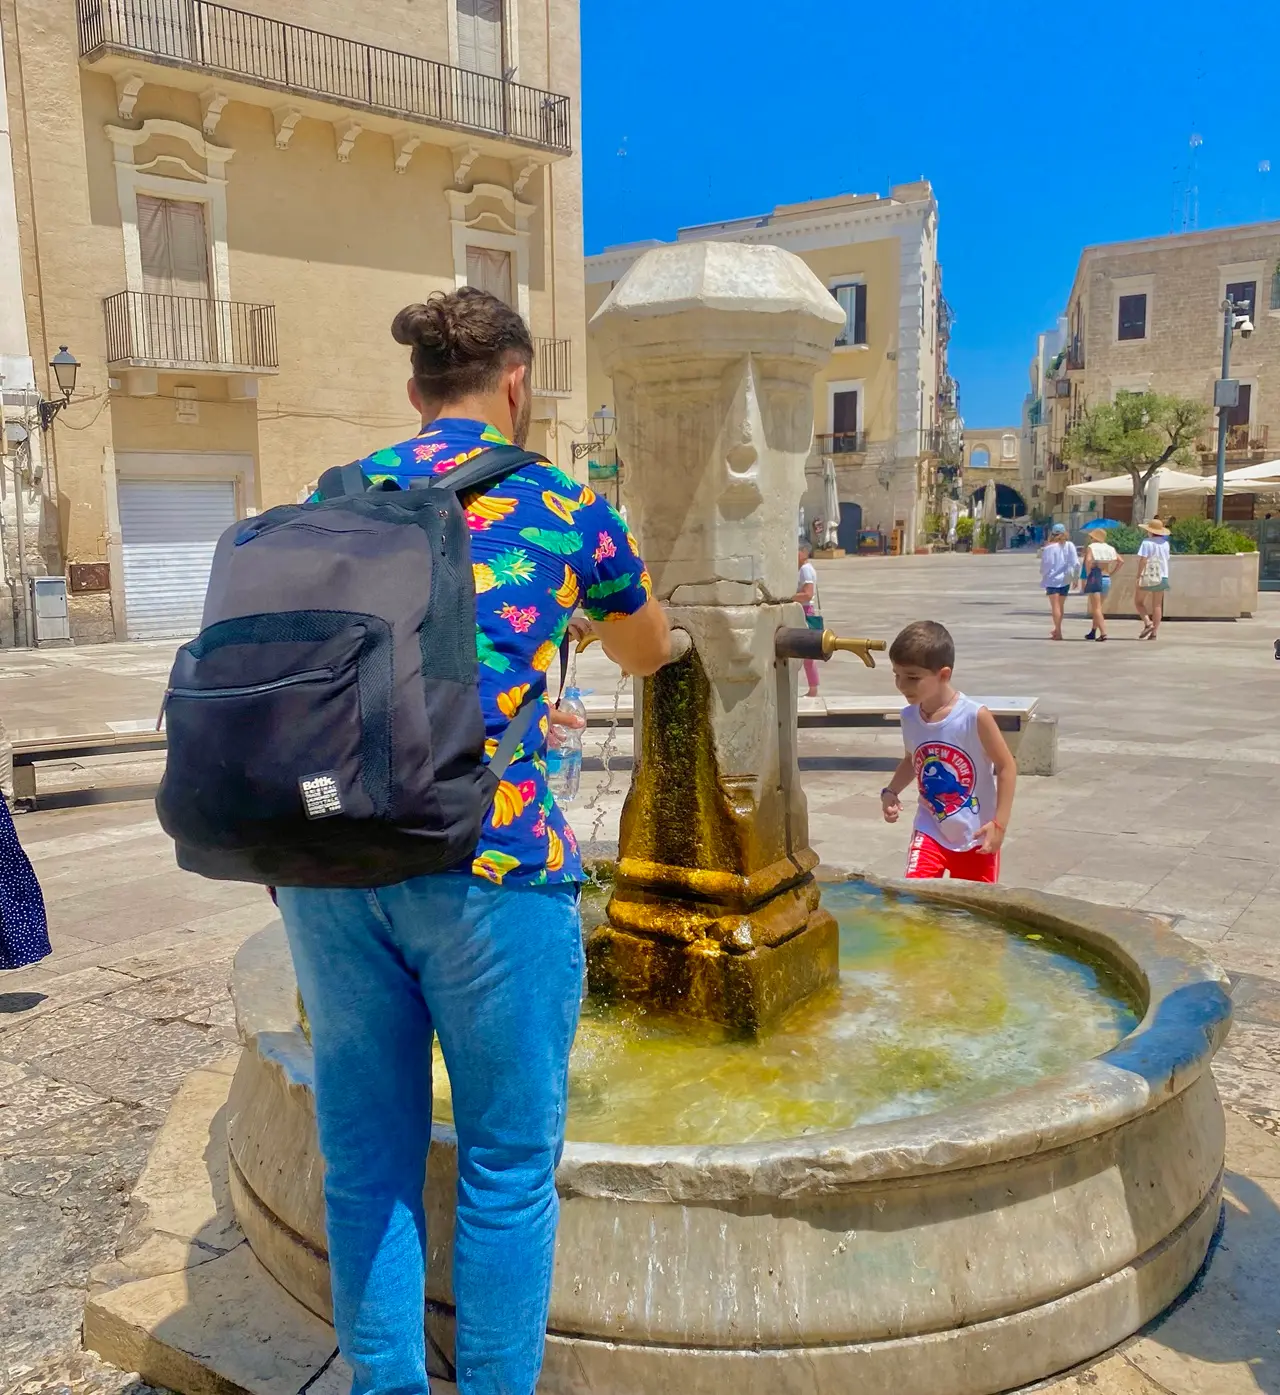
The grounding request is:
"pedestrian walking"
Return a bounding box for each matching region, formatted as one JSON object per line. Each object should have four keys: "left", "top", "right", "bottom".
{"left": 1136, "top": 518, "right": 1172, "bottom": 641}
{"left": 795, "top": 540, "right": 822, "bottom": 697}
{"left": 1039, "top": 522, "right": 1079, "bottom": 641}
{"left": 1081, "top": 528, "right": 1121, "bottom": 642}
{"left": 0, "top": 714, "right": 50, "bottom": 969}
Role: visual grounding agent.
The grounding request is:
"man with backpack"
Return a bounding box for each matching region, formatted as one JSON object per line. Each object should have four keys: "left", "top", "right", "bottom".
{"left": 158, "top": 287, "right": 671, "bottom": 1395}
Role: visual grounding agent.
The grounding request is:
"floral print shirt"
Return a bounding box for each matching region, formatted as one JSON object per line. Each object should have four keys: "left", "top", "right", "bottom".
{"left": 350, "top": 418, "right": 651, "bottom": 887}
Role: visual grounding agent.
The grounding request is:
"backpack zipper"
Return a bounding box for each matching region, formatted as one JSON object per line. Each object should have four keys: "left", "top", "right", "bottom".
{"left": 156, "top": 667, "right": 335, "bottom": 730}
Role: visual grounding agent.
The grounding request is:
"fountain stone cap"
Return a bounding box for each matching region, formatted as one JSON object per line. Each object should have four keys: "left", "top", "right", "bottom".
{"left": 591, "top": 240, "right": 844, "bottom": 607}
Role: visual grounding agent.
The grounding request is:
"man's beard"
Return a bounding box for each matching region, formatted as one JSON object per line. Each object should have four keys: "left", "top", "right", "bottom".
{"left": 512, "top": 386, "right": 532, "bottom": 447}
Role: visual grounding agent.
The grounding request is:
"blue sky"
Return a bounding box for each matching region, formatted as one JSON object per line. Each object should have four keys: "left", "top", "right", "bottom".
{"left": 581, "top": 1, "right": 1279, "bottom": 427}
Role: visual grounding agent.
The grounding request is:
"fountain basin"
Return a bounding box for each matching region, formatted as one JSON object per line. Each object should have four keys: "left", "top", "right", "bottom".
{"left": 225, "top": 874, "right": 1230, "bottom": 1395}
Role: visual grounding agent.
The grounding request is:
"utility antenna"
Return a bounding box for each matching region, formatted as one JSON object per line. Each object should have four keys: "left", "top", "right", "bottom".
{"left": 1261, "top": 159, "right": 1272, "bottom": 219}
{"left": 1182, "top": 133, "right": 1203, "bottom": 232}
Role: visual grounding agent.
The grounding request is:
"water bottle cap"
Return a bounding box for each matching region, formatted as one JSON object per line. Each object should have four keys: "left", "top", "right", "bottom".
{"left": 564, "top": 685, "right": 591, "bottom": 699}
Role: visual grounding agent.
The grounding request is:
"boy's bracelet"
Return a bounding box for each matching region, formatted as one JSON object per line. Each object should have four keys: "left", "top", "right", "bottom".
{"left": 880, "top": 787, "right": 900, "bottom": 800}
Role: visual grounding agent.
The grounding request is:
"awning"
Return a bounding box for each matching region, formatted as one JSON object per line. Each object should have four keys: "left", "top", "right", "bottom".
{"left": 1065, "top": 468, "right": 1256, "bottom": 498}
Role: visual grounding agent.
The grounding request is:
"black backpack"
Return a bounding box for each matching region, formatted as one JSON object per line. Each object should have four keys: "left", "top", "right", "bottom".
{"left": 156, "top": 445, "right": 548, "bottom": 887}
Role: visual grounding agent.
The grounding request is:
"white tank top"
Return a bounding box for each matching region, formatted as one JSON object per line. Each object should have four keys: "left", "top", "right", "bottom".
{"left": 900, "top": 693, "right": 997, "bottom": 852}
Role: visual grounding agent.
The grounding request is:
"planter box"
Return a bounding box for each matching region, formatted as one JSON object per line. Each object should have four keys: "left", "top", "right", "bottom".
{"left": 813, "top": 548, "right": 846, "bottom": 559}
{"left": 1102, "top": 552, "right": 1259, "bottom": 620}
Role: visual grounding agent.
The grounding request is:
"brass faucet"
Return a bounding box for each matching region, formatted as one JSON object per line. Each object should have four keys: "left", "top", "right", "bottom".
{"left": 821, "top": 632, "right": 888, "bottom": 669}
{"left": 774, "top": 627, "right": 887, "bottom": 669}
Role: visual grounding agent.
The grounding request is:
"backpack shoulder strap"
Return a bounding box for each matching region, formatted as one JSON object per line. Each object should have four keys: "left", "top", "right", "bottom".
{"left": 439, "top": 445, "right": 547, "bottom": 497}
{"left": 314, "top": 462, "right": 370, "bottom": 500}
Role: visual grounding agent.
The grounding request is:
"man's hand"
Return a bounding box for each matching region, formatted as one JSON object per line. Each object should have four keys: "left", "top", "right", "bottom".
{"left": 881, "top": 789, "right": 902, "bottom": 825}
{"left": 565, "top": 616, "right": 595, "bottom": 647}
{"left": 976, "top": 821, "right": 1006, "bottom": 855}
{"left": 548, "top": 706, "right": 585, "bottom": 731}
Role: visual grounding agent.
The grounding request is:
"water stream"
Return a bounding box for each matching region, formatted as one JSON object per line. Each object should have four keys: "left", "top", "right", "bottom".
{"left": 432, "top": 880, "right": 1140, "bottom": 1148}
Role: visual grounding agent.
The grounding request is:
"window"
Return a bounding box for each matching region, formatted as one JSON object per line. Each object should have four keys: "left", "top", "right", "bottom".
{"left": 831, "top": 388, "right": 859, "bottom": 451}
{"left": 137, "top": 195, "right": 209, "bottom": 297}
{"left": 1001, "top": 433, "right": 1018, "bottom": 461}
{"left": 1117, "top": 293, "right": 1147, "bottom": 341}
{"left": 1226, "top": 383, "right": 1253, "bottom": 437}
{"left": 1271, "top": 267, "right": 1280, "bottom": 311}
{"left": 457, "top": 0, "right": 503, "bottom": 76}
{"left": 466, "top": 246, "right": 513, "bottom": 306}
{"left": 971, "top": 446, "right": 991, "bottom": 468}
{"left": 1226, "top": 280, "right": 1257, "bottom": 320}
{"left": 832, "top": 282, "right": 867, "bottom": 347}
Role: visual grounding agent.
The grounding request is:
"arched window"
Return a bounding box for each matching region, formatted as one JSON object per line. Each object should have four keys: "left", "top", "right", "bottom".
{"left": 971, "top": 446, "right": 991, "bottom": 468}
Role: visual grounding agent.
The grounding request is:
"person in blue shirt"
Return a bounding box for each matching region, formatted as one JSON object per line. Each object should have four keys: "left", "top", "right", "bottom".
{"left": 277, "top": 287, "right": 671, "bottom": 1395}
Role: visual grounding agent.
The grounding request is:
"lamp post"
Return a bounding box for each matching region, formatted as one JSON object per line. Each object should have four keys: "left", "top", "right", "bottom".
{"left": 1213, "top": 300, "right": 1253, "bottom": 526}
{"left": 570, "top": 403, "right": 617, "bottom": 461}
{"left": 37, "top": 345, "right": 79, "bottom": 431}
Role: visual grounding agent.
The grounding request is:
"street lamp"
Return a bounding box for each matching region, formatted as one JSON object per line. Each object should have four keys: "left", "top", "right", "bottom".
{"left": 571, "top": 403, "right": 617, "bottom": 461}
{"left": 1212, "top": 302, "right": 1253, "bottom": 525}
{"left": 37, "top": 346, "right": 80, "bottom": 431}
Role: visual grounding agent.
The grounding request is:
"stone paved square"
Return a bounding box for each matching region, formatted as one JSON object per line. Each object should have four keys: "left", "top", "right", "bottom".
{"left": 0, "top": 553, "right": 1277, "bottom": 1395}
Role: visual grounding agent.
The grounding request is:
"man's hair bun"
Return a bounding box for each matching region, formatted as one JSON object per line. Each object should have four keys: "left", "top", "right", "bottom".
{"left": 392, "top": 288, "right": 532, "bottom": 403}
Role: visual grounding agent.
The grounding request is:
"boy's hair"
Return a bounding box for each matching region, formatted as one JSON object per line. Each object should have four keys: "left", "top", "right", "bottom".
{"left": 889, "top": 620, "right": 955, "bottom": 672}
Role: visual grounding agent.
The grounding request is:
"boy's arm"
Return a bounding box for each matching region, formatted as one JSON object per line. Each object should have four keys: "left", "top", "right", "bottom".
{"left": 880, "top": 749, "right": 915, "bottom": 824}
{"left": 976, "top": 707, "right": 1017, "bottom": 853}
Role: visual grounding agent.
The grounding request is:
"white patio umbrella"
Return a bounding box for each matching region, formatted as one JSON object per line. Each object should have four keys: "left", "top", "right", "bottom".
{"left": 1065, "top": 468, "right": 1256, "bottom": 499}
{"left": 1224, "top": 460, "right": 1280, "bottom": 484}
{"left": 821, "top": 458, "right": 841, "bottom": 549}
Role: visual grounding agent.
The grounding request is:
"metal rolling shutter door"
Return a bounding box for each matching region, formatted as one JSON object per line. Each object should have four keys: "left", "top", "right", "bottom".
{"left": 119, "top": 479, "right": 236, "bottom": 639}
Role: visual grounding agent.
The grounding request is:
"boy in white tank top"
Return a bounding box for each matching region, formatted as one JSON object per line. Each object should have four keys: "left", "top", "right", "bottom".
{"left": 879, "top": 621, "right": 1017, "bottom": 883}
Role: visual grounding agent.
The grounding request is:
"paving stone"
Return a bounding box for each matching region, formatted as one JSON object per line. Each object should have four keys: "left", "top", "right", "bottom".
{"left": 98, "top": 963, "right": 234, "bottom": 1023}
{"left": 0, "top": 968, "right": 134, "bottom": 1022}
{"left": 0, "top": 1001, "right": 139, "bottom": 1062}
{"left": 3, "top": 1349, "right": 167, "bottom": 1395}
{"left": 1230, "top": 972, "right": 1280, "bottom": 1028}
{"left": 0, "top": 1074, "right": 104, "bottom": 1145}
{"left": 38, "top": 1021, "right": 240, "bottom": 1109}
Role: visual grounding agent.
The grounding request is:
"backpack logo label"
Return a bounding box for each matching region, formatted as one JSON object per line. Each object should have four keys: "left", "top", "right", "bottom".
{"left": 300, "top": 773, "right": 344, "bottom": 820}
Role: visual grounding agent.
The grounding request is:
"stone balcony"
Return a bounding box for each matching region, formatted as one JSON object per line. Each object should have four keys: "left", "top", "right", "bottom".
{"left": 78, "top": 0, "right": 573, "bottom": 165}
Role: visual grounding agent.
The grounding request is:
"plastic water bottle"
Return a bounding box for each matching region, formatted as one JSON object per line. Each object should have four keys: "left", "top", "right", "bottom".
{"left": 546, "top": 686, "right": 586, "bottom": 804}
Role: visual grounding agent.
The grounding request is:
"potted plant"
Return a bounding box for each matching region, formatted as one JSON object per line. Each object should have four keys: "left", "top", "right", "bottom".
{"left": 954, "top": 516, "right": 974, "bottom": 552}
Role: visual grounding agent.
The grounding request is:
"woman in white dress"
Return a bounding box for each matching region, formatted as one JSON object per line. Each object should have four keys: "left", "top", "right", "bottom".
{"left": 1135, "top": 519, "right": 1172, "bottom": 640}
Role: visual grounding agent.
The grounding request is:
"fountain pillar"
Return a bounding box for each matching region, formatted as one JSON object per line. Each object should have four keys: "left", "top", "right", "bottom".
{"left": 588, "top": 241, "right": 846, "bottom": 1033}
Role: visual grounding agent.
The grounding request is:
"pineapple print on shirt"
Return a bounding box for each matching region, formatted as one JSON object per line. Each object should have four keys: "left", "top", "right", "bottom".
{"left": 347, "top": 419, "right": 651, "bottom": 887}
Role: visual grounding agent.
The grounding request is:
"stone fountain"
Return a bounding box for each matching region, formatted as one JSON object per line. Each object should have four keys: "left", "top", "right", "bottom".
{"left": 87, "top": 241, "right": 1232, "bottom": 1395}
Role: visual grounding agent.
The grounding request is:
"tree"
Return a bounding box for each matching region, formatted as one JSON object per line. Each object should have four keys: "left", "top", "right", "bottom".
{"left": 1061, "top": 392, "right": 1209, "bottom": 524}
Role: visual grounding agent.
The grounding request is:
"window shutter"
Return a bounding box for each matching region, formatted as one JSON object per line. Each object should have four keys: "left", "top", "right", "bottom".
{"left": 466, "top": 246, "right": 513, "bottom": 306}
{"left": 832, "top": 390, "right": 858, "bottom": 434}
{"left": 457, "top": 0, "right": 502, "bottom": 75}
{"left": 854, "top": 283, "right": 867, "bottom": 346}
{"left": 137, "top": 195, "right": 208, "bottom": 297}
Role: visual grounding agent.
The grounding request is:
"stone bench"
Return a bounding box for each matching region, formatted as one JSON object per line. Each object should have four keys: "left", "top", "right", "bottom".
{"left": 11, "top": 727, "right": 168, "bottom": 804}
{"left": 584, "top": 695, "right": 1058, "bottom": 775}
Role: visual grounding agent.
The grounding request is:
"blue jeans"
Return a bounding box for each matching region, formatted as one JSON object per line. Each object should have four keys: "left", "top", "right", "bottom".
{"left": 276, "top": 873, "right": 583, "bottom": 1395}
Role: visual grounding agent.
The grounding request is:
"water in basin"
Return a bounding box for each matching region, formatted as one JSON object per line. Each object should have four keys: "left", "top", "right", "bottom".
{"left": 432, "top": 881, "right": 1140, "bottom": 1147}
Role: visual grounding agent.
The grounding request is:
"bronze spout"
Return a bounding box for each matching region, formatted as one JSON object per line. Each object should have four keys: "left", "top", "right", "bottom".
{"left": 774, "top": 627, "right": 887, "bottom": 669}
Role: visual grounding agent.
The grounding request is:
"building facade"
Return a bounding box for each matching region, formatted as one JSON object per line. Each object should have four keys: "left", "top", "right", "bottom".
{"left": 585, "top": 183, "right": 951, "bottom": 552}
{"left": 1033, "top": 221, "right": 1280, "bottom": 524}
{"left": 961, "top": 427, "right": 1025, "bottom": 522}
{"left": 0, "top": 0, "right": 587, "bottom": 643}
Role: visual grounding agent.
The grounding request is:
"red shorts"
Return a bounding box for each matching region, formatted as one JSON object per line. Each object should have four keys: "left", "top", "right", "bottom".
{"left": 905, "top": 830, "right": 1000, "bottom": 883}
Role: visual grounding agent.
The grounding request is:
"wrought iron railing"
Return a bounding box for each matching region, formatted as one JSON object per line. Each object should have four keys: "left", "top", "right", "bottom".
{"left": 816, "top": 431, "right": 866, "bottom": 456}
{"left": 531, "top": 337, "right": 571, "bottom": 395}
{"left": 1198, "top": 424, "right": 1271, "bottom": 457}
{"left": 77, "top": 0, "right": 573, "bottom": 154}
{"left": 103, "top": 290, "right": 278, "bottom": 371}
{"left": 1066, "top": 336, "right": 1085, "bottom": 371}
